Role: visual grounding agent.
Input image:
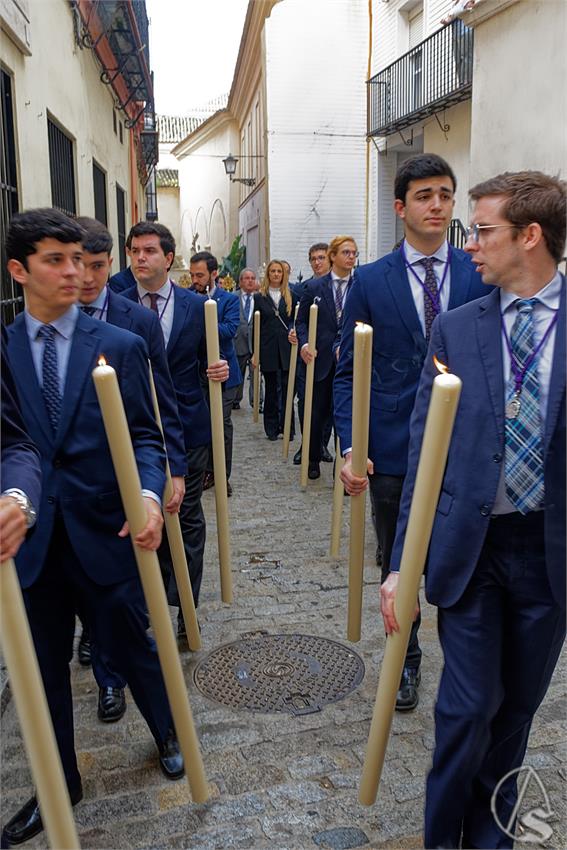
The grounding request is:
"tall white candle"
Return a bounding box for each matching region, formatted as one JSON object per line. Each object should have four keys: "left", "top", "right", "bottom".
{"left": 359, "top": 367, "right": 462, "bottom": 806}
{"left": 148, "top": 364, "right": 201, "bottom": 650}
{"left": 93, "top": 360, "right": 209, "bottom": 803}
{"left": 253, "top": 310, "right": 261, "bottom": 424}
{"left": 300, "top": 303, "right": 319, "bottom": 487}
{"left": 347, "top": 323, "right": 373, "bottom": 642}
{"left": 203, "top": 298, "right": 233, "bottom": 605}
{"left": 282, "top": 303, "right": 300, "bottom": 459}
{"left": 0, "top": 557, "right": 80, "bottom": 849}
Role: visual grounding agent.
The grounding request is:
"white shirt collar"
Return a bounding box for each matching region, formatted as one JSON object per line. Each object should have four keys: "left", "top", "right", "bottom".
{"left": 25, "top": 304, "right": 79, "bottom": 340}
{"left": 136, "top": 279, "right": 172, "bottom": 301}
{"left": 500, "top": 271, "right": 562, "bottom": 315}
{"left": 81, "top": 286, "right": 108, "bottom": 311}
{"left": 404, "top": 239, "right": 449, "bottom": 266}
{"left": 331, "top": 272, "right": 351, "bottom": 283}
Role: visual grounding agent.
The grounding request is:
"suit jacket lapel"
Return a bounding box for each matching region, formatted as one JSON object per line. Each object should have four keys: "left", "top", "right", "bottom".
{"left": 476, "top": 288, "right": 504, "bottom": 436}
{"left": 544, "top": 278, "right": 566, "bottom": 449}
{"left": 167, "top": 288, "right": 189, "bottom": 353}
{"left": 55, "top": 315, "right": 99, "bottom": 447}
{"left": 385, "top": 251, "right": 423, "bottom": 341}
{"left": 447, "top": 251, "right": 473, "bottom": 309}
{"left": 107, "top": 289, "right": 133, "bottom": 330}
{"left": 8, "top": 318, "right": 54, "bottom": 447}
{"left": 321, "top": 276, "right": 337, "bottom": 328}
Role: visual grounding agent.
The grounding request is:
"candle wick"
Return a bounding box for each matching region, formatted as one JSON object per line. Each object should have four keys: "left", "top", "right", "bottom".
{"left": 206, "top": 285, "right": 212, "bottom": 301}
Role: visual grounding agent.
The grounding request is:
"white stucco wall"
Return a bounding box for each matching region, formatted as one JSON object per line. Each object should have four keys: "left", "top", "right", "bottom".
{"left": 264, "top": 0, "right": 370, "bottom": 277}
{"left": 469, "top": 0, "right": 567, "bottom": 182}
{"left": 424, "top": 99, "right": 472, "bottom": 225}
{"left": 2, "top": 0, "right": 134, "bottom": 250}
{"left": 175, "top": 121, "right": 236, "bottom": 264}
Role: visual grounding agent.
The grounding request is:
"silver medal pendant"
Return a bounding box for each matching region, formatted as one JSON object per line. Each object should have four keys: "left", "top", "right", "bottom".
{"left": 506, "top": 395, "right": 521, "bottom": 419}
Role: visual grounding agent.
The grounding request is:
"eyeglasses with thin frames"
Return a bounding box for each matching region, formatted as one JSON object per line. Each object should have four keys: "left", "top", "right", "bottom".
{"left": 465, "top": 223, "right": 518, "bottom": 243}
{"left": 339, "top": 250, "right": 359, "bottom": 258}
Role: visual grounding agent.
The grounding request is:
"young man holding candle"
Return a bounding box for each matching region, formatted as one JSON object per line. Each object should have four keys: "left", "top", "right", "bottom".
{"left": 121, "top": 224, "right": 229, "bottom": 636}
{"left": 189, "top": 250, "right": 241, "bottom": 496}
{"left": 3, "top": 209, "right": 188, "bottom": 848}
{"left": 76, "top": 217, "right": 186, "bottom": 722}
{"left": 296, "top": 235, "right": 358, "bottom": 480}
{"left": 335, "top": 154, "right": 487, "bottom": 711}
{"left": 383, "top": 171, "right": 566, "bottom": 848}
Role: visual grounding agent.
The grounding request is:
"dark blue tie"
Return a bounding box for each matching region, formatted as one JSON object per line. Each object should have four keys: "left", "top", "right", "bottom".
{"left": 37, "top": 324, "right": 62, "bottom": 433}
{"left": 81, "top": 305, "right": 97, "bottom": 317}
{"left": 245, "top": 294, "right": 252, "bottom": 322}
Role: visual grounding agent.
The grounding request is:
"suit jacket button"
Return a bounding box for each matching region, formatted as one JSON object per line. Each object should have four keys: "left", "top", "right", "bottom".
{"left": 54, "top": 458, "right": 62, "bottom": 468}
{"left": 492, "top": 453, "right": 502, "bottom": 463}
{"left": 47, "top": 496, "right": 55, "bottom": 504}
{"left": 480, "top": 505, "right": 490, "bottom": 516}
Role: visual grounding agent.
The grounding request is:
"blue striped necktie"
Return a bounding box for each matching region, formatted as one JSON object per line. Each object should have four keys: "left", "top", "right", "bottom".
{"left": 37, "top": 324, "right": 62, "bottom": 434}
{"left": 504, "top": 298, "right": 544, "bottom": 514}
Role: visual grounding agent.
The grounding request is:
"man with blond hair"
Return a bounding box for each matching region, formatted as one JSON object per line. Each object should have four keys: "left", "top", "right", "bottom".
{"left": 296, "top": 235, "right": 357, "bottom": 479}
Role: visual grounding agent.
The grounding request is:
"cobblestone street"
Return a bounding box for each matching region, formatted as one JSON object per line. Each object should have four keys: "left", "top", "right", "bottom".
{"left": 1, "top": 400, "right": 566, "bottom": 850}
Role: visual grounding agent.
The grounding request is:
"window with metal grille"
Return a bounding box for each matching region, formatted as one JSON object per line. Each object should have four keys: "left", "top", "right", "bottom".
{"left": 92, "top": 161, "right": 107, "bottom": 225}
{"left": 116, "top": 184, "right": 127, "bottom": 269}
{"left": 47, "top": 117, "right": 76, "bottom": 216}
{"left": 1, "top": 68, "right": 23, "bottom": 325}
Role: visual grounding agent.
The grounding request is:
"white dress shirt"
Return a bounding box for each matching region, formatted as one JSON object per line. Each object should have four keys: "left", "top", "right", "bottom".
{"left": 136, "top": 279, "right": 175, "bottom": 347}
{"left": 81, "top": 286, "right": 109, "bottom": 322}
{"left": 492, "top": 271, "right": 561, "bottom": 515}
{"left": 404, "top": 239, "right": 451, "bottom": 336}
{"left": 269, "top": 287, "right": 282, "bottom": 308}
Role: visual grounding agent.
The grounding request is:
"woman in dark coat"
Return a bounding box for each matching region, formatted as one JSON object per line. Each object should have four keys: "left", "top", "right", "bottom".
{"left": 253, "top": 260, "right": 298, "bottom": 440}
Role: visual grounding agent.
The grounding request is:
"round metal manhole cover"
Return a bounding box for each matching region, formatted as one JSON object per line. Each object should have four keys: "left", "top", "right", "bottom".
{"left": 193, "top": 633, "right": 365, "bottom": 715}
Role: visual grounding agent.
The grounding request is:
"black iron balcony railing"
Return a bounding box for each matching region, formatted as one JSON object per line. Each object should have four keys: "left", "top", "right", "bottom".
{"left": 447, "top": 218, "right": 467, "bottom": 250}
{"left": 367, "top": 19, "right": 473, "bottom": 138}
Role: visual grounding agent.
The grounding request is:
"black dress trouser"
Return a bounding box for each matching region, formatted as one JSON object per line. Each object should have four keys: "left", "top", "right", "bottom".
{"left": 368, "top": 472, "right": 422, "bottom": 671}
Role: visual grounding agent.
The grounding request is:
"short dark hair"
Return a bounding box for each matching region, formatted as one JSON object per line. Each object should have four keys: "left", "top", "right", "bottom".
{"left": 128, "top": 221, "right": 176, "bottom": 257}
{"left": 469, "top": 171, "right": 567, "bottom": 264}
{"left": 308, "top": 242, "right": 328, "bottom": 259}
{"left": 394, "top": 154, "right": 457, "bottom": 202}
{"left": 190, "top": 251, "right": 218, "bottom": 273}
{"left": 6, "top": 208, "right": 85, "bottom": 268}
{"left": 76, "top": 216, "right": 113, "bottom": 255}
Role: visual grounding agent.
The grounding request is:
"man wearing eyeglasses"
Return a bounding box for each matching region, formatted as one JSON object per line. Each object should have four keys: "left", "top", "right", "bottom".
{"left": 335, "top": 154, "right": 487, "bottom": 711}
{"left": 296, "top": 236, "right": 358, "bottom": 479}
{"left": 382, "top": 171, "right": 566, "bottom": 848}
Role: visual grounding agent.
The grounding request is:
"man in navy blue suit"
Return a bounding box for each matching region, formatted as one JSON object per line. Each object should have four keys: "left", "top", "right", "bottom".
{"left": 1, "top": 328, "right": 41, "bottom": 562}
{"left": 297, "top": 236, "right": 358, "bottom": 479}
{"left": 189, "top": 251, "right": 241, "bottom": 496}
{"left": 2, "top": 209, "right": 185, "bottom": 848}
{"left": 383, "top": 171, "right": 566, "bottom": 848}
{"left": 76, "top": 217, "right": 186, "bottom": 722}
{"left": 336, "top": 154, "right": 487, "bottom": 711}
{"left": 122, "top": 223, "right": 228, "bottom": 635}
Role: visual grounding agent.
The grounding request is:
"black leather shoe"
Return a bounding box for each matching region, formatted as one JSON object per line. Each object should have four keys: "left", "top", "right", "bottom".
{"left": 226, "top": 480, "right": 233, "bottom": 497}
{"left": 177, "top": 613, "right": 187, "bottom": 638}
{"left": 321, "top": 445, "right": 333, "bottom": 463}
{"left": 1, "top": 785, "right": 82, "bottom": 847}
{"left": 308, "top": 462, "right": 320, "bottom": 480}
{"left": 267, "top": 434, "right": 278, "bottom": 441}
{"left": 77, "top": 629, "right": 91, "bottom": 667}
{"left": 157, "top": 730, "right": 185, "bottom": 780}
{"left": 97, "top": 686, "right": 126, "bottom": 723}
{"left": 293, "top": 446, "right": 302, "bottom": 465}
{"left": 395, "top": 668, "right": 421, "bottom": 712}
{"left": 232, "top": 402, "right": 240, "bottom": 410}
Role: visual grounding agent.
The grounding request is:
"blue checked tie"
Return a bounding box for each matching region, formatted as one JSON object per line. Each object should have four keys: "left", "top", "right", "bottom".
{"left": 334, "top": 279, "right": 347, "bottom": 323}
{"left": 504, "top": 299, "right": 544, "bottom": 514}
{"left": 37, "top": 324, "right": 62, "bottom": 434}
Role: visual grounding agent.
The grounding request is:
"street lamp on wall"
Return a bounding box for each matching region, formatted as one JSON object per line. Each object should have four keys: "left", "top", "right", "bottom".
{"left": 222, "top": 153, "right": 256, "bottom": 188}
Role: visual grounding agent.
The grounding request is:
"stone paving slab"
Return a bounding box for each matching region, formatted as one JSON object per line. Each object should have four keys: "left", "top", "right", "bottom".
{"left": 1, "top": 402, "right": 565, "bottom": 849}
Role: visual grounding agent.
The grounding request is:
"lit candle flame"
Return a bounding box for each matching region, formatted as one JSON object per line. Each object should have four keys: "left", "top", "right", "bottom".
{"left": 433, "top": 355, "right": 448, "bottom": 374}
{"left": 98, "top": 356, "right": 107, "bottom": 367}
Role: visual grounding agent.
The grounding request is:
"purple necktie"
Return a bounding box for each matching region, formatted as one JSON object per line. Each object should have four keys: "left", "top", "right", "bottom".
{"left": 419, "top": 257, "right": 439, "bottom": 340}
